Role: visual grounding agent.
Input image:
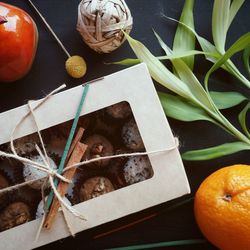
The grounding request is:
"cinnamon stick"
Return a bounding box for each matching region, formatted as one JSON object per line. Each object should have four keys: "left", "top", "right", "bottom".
{"left": 66, "top": 127, "right": 85, "bottom": 162}
{"left": 43, "top": 141, "right": 87, "bottom": 229}
{"left": 43, "top": 127, "right": 85, "bottom": 229}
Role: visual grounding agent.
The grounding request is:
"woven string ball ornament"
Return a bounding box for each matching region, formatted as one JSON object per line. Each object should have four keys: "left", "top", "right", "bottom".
{"left": 77, "top": 0, "right": 133, "bottom": 53}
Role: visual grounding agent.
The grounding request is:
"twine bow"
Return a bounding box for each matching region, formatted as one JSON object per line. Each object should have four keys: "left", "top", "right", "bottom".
{"left": 0, "top": 84, "right": 86, "bottom": 238}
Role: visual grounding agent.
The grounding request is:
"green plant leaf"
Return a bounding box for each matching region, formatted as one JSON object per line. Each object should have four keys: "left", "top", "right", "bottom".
{"left": 182, "top": 141, "right": 250, "bottom": 161}
{"left": 163, "top": 15, "right": 220, "bottom": 61}
{"left": 228, "top": 0, "right": 245, "bottom": 28}
{"left": 123, "top": 32, "right": 206, "bottom": 105}
{"left": 205, "top": 32, "right": 250, "bottom": 90}
{"left": 153, "top": 29, "right": 172, "bottom": 56}
{"left": 212, "top": 0, "right": 245, "bottom": 52}
{"left": 153, "top": 31, "right": 215, "bottom": 111}
{"left": 173, "top": 0, "right": 195, "bottom": 70}
{"left": 111, "top": 50, "right": 210, "bottom": 66}
{"left": 238, "top": 102, "right": 250, "bottom": 138}
{"left": 164, "top": 14, "right": 250, "bottom": 88}
{"left": 158, "top": 92, "right": 217, "bottom": 123}
{"left": 212, "top": 0, "right": 230, "bottom": 53}
{"left": 123, "top": 32, "right": 250, "bottom": 154}
{"left": 224, "top": 59, "right": 250, "bottom": 87}
{"left": 209, "top": 91, "right": 248, "bottom": 109}
{"left": 110, "top": 58, "right": 140, "bottom": 66}
{"left": 243, "top": 46, "right": 250, "bottom": 77}
{"left": 147, "top": 32, "right": 247, "bottom": 141}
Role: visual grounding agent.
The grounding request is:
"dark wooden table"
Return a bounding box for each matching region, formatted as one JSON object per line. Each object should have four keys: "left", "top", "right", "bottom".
{"left": 0, "top": 1, "right": 249, "bottom": 249}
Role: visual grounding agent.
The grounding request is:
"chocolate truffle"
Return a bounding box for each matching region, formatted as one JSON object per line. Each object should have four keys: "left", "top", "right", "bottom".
{"left": 91, "top": 113, "right": 120, "bottom": 139}
{"left": 0, "top": 202, "right": 31, "bottom": 231}
{"left": 106, "top": 102, "right": 132, "bottom": 119}
{"left": 46, "top": 135, "right": 66, "bottom": 157}
{"left": 10, "top": 134, "right": 40, "bottom": 155}
{"left": 23, "top": 155, "right": 57, "bottom": 190}
{"left": 0, "top": 173, "right": 10, "bottom": 190}
{"left": 122, "top": 119, "right": 144, "bottom": 150}
{"left": 79, "top": 176, "right": 115, "bottom": 201}
{"left": 54, "top": 115, "right": 91, "bottom": 140}
{"left": 0, "top": 172, "right": 11, "bottom": 206}
{"left": 55, "top": 120, "right": 72, "bottom": 139}
{"left": 83, "top": 135, "right": 114, "bottom": 168}
{"left": 77, "top": 114, "right": 92, "bottom": 130}
{"left": 123, "top": 156, "right": 153, "bottom": 185}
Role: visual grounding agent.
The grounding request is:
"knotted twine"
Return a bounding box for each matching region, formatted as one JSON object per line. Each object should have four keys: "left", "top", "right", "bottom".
{"left": 1, "top": 84, "right": 86, "bottom": 238}
{"left": 77, "top": 0, "right": 133, "bottom": 53}
{"left": 0, "top": 83, "right": 179, "bottom": 239}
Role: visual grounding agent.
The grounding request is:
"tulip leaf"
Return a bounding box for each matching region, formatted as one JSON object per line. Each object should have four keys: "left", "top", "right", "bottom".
{"left": 158, "top": 92, "right": 217, "bottom": 123}
{"left": 182, "top": 141, "right": 250, "bottom": 161}
{"left": 238, "top": 102, "right": 250, "bottom": 138}
{"left": 209, "top": 91, "right": 248, "bottom": 109}
{"left": 173, "top": 0, "right": 195, "bottom": 70}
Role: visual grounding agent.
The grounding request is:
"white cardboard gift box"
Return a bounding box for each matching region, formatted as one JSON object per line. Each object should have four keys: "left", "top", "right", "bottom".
{"left": 0, "top": 63, "right": 190, "bottom": 250}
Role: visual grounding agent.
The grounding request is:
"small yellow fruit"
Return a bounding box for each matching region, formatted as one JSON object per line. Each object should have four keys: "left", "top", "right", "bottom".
{"left": 65, "top": 55, "right": 87, "bottom": 78}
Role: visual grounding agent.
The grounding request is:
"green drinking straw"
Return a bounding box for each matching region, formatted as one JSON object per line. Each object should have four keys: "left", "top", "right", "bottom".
{"left": 108, "top": 239, "right": 206, "bottom": 250}
{"left": 45, "top": 83, "right": 89, "bottom": 211}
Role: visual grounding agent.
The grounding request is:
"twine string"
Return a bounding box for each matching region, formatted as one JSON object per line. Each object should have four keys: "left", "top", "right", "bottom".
{"left": 0, "top": 142, "right": 178, "bottom": 196}
{"left": 1, "top": 83, "right": 83, "bottom": 237}
{"left": 28, "top": 100, "right": 50, "bottom": 166}
{"left": 25, "top": 96, "right": 87, "bottom": 222}
{"left": 35, "top": 215, "right": 46, "bottom": 242}
{"left": 44, "top": 84, "right": 90, "bottom": 221}
{"left": 10, "top": 84, "right": 66, "bottom": 156}
{"left": 0, "top": 149, "right": 70, "bottom": 184}
{"left": 0, "top": 150, "right": 56, "bottom": 173}
{"left": 64, "top": 143, "right": 179, "bottom": 172}
{"left": 61, "top": 205, "right": 76, "bottom": 237}
{"left": 34, "top": 144, "right": 70, "bottom": 183}
{"left": 27, "top": 0, "right": 71, "bottom": 58}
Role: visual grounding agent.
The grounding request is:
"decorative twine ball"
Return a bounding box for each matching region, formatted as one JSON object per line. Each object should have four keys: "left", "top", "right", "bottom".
{"left": 77, "top": 0, "right": 133, "bottom": 53}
